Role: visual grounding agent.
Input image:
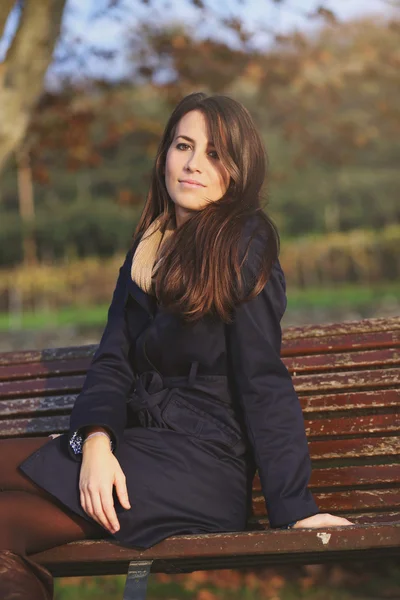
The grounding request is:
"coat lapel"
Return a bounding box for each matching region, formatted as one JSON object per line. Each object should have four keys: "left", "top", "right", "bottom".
{"left": 123, "top": 235, "right": 157, "bottom": 318}
{"left": 126, "top": 275, "right": 157, "bottom": 318}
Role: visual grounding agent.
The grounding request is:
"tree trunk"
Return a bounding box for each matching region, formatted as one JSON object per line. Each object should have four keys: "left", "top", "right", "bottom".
{"left": 16, "top": 147, "right": 37, "bottom": 266}
{"left": 0, "top": 0, "right": 16, "bottom": 39}
{"left": 0, "top": 0, "right": 67, "bottom": 174}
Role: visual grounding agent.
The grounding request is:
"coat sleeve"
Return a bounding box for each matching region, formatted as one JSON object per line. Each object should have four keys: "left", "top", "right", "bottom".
{"left": 225, "top": 228, "right": 320, "bottom": 528}
{"left": 66, "top": 247, "right": 136, "bottom": 461}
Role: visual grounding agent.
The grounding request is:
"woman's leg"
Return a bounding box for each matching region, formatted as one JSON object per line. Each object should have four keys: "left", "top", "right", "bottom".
{"left": 0, "top": 437, "right": 105, "bottom": 599}
{"left": 0, "top": 436, "right": 105, "bottom": 553}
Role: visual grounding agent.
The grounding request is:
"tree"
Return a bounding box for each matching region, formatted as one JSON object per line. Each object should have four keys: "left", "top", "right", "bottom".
{"left": 0, "top": 0, "right": 339, "bottom": 176}
{"left": 0, "top": 0, "right": 66, "bottom": 173}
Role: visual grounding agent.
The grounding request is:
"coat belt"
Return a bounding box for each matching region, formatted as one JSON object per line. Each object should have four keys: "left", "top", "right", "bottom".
{"left": 126, "top": 362, "right": 199, "bottom": 414}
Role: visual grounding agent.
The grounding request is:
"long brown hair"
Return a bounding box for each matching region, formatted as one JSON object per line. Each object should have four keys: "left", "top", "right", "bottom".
{"left": 130, "top": 91, "right": 280, "bottom": 324}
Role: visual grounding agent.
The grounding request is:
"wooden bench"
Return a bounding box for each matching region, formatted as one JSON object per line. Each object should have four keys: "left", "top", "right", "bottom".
{"left": 1, "top": 315, "right": 399, "bottom": 599}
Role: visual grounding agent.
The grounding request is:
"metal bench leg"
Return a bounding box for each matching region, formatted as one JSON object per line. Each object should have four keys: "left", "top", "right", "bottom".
{"left": 123, "top": 560, "right": 153, "bottom": 600}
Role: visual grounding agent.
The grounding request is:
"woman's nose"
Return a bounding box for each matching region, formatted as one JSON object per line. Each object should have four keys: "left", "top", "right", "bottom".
{"left": 185, "top": 153, "right": 203, "bottom": 172}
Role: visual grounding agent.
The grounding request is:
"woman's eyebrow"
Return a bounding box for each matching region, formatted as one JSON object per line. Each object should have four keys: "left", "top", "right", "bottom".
{"left": 175, "top": 134, "right": 215, "bottom": 146}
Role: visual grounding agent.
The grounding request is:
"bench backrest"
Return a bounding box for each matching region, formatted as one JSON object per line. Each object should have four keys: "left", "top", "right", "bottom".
{"left": 1, "top": 316, "right": 399, "bottom": 529}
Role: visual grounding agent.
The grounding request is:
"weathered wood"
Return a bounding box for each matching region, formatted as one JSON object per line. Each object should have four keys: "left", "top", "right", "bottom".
{"left": 250, "top": 512, "right": 400, "bottom": 527}
{"left": 253, "top": 465, "right": 400, "bottom": 491}
{"left": 292, "top": 368, "right": 400, "bottom": 393}
{"left": 0, "top": 358, "right": 92, "bottom": 382}
{"left": 305, "top": 414, "right": 399, "bottom": 437}
{"left": 300, "top": 389, "right": 400, "bottom": 412}
{"left": 1, "top": 348, "right": 398, "bottom": 382}
{"left": 252, "top": 488, "right": 400, "bottom": 516}
{"left": 284, "top": 330, "right": 400, "bottom": 356}
{"left": 1, "top": 389, "right": 398, "bottom": 418}
{"left": 283, "top": 317, "right": 400, "bottom": 339}
{"left": 0, "top": 415, "right": 70, "bottom": 436}
{"left": 308, "top": 436, "right": 400, "bottom": 459}
{"left": 0, "top": 317, "right": 398, "bottom": 367}
{"left": 30, "top": 523, "right": 400, "bottom": 577}
{"left": 1, "top": 366, "right": 398, "bottom": 399}
{"left": 0, "top": 375, "right": 84, "bottom": 398}
{"left": 0, "top": 345, "right": 97, "bottom": 366}
{"left": 285, "top": 348, "right": 400, "bottom": 373}
{"left": 0, "top": 394, "right": 75, "bottom": 417}
{"left": 2, "top": 413, "right": 398, "bottom": 442}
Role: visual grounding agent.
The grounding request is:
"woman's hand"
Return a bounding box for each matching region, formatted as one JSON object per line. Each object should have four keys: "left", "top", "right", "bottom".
{"left": 79, "top": 435, "right": 131, "bottom": 534}
{"left": 292, "top": 513, "right": 354, "bottom": 528}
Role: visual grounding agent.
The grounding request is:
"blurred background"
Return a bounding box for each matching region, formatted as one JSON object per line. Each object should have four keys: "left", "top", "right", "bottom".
{"left": 0, "top": 0, "right": 399, "bottom": 597}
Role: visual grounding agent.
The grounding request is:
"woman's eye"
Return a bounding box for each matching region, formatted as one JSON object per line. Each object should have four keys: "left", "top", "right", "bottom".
{"left": 176, "top": 143, "right": 218, "bottom": 160}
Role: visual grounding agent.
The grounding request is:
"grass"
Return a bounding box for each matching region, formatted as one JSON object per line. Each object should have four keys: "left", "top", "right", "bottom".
{"left": 287, "top": 282, "right": 399, "bottom": 311}
{"left": 1, "top": 282, "right": 398, "bottom": 332}
{"left": 53, "top": 561, "right": 400, "bottom": 600}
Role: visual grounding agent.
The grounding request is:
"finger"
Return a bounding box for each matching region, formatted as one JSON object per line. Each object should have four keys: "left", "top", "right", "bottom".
{"left": 99, "top": 488, "right": 120, "bottom": 532}
{"left": 80, "top": 491, "right": 87, "bottom": 514}
{"left": 340, "top": 518, "right": 354, "bottom": 525}
{"left": 115, "top": 472, "right": 131, "bottom": 510}
{"left": 330, "top": 515, "right": 353, "bottom": 525}
{"left": 90, "top": 491, "right": 115, "bottom": 532}
{"left": 324, "top": 516, "right": 354, "bottom": 527}
{"left": 83, "top": 492, "right": 100, "bottom": 526}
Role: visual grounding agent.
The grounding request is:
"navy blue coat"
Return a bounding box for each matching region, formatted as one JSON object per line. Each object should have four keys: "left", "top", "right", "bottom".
{"left": 19, "top": 215, "right": 319, "bottom": 549}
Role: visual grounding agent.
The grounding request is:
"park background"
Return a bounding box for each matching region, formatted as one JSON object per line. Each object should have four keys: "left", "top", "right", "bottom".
{"left": 0, "top": 0, "right": 399, "bottom": 598}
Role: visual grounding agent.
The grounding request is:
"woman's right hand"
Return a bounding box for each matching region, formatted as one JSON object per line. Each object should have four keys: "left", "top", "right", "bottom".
{"left": 293, "top": 513, "right": 354, "bottom": 528}
{"left": 79, "top": 434, "right": 131, "bottom": 534}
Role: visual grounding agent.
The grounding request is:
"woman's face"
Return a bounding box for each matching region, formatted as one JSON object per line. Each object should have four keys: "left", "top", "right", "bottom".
{"left": 165, "top": 110, "right": 230, "bottom": 226}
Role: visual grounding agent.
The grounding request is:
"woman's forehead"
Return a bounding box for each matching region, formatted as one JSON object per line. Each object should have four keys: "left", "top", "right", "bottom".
{"left": 175, "top": 111, "right": 210, "bottom": 139}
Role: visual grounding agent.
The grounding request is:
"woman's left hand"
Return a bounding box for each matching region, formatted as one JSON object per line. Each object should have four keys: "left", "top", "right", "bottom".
{"left": 292, "top": 513, "right": 354, "bottom": 528}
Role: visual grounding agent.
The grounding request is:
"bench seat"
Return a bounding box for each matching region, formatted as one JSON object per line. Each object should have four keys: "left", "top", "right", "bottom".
{"left": 0, "top": 315, "right": 399, "bottom": 579}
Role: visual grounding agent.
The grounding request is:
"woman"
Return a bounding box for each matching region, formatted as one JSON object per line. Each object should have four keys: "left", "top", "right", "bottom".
{"left": 1, "top": 92, "right": 353, "bottom": 598}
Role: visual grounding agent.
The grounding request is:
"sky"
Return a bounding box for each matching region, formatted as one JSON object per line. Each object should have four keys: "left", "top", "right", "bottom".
{"left": 0, "top": 0, "right": 397, "bottom": 84}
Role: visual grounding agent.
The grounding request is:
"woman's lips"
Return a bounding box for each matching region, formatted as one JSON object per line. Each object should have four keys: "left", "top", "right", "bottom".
{"left": 179, "top": 180, "right": 205, "bottom": 188}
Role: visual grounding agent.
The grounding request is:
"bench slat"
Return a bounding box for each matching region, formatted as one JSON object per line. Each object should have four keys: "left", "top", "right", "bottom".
{"left": 253, "top": 464, "right": 400, "bottom": 491}
{"left": 0, "top": 358, "right": 92, "bottom": 382}
{"left": 0, "top": 395, "right": 75, "bottom": 416}
{"left": 0, "top": 415, "right": 70, "bottom": 435}
{"left": 1, "top": 367, "right": 398, "bottom": 399}
{"left": 306, "top": 413, "right": 399, "bottom": 437}
{"left": 250, "top": 511, "right": 400, "bottom": 527}
{"left": 30, "top": 522, "right": 400, "bottom": 577}
{"left": 252, "top": 488, "right": 400, "bottom": 516}
{"left": 1, "top": 411, "right": 398, "bottom": 438}
{"left": 284, "top": 331, "right": 400, "bottom": 356}
{"left": 309, "top": 436, "right": 400, "bottom": 459}
{"left": 1, "top": 389, "right": 398, "bottom": 418}
{"left": 1, "top": 418, "right": 399, "bottom": 460}
{"left": 0, "top": 345, "right": 97, "bottom": 367}
{"left": 1, "top": 348, "right": 398, "bottom": 383}
{"left": 286, "top": 348, "right": 400, "bottom": 373}
{"left": 0, "top": 317, "right": 398, "bottom": 368}
{"left": 283, "top": 317, "right": 400, "bottom": 340}
{"left": 0, "top": 376, "right": 84, "bottom": 398}
{"left": 301, "top": 389, "right": 400, "bottom": 412}
{"left": 293, "top": 368, "right": 400, "bottom": 393}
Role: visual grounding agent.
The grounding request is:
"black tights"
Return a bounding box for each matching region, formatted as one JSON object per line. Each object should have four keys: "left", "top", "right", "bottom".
{"left": 0, "top": 437, "right": 105, "bottom": 557}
